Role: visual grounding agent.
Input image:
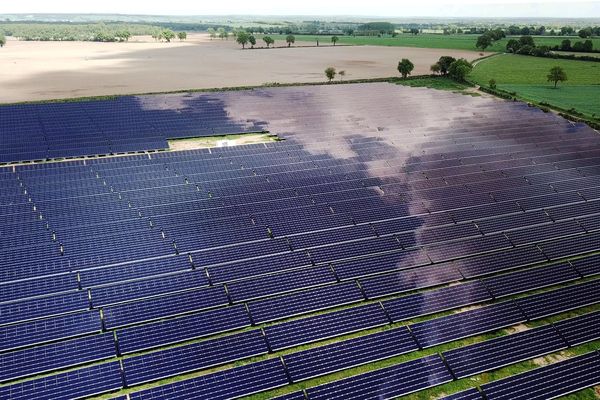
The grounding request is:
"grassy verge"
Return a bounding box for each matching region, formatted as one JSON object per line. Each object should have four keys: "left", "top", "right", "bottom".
{"left": 393, "top": 76, "right": 479, "bottom": 96}
{"left": 167, "top": 133, "right": 279, "bottom": 150}
{"left": 469, "top": 53, "right": 600, "bottom": 121}
{"left": 263, "top": 34, "right": 600, "bottom": 53}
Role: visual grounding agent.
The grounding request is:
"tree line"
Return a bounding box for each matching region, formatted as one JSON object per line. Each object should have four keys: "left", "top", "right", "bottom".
{"left": 0, "top": 22, "right": 163, "bottom": 42}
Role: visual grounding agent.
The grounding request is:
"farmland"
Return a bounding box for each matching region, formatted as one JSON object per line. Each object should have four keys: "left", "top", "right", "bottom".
{"left": 266, "top": 33, "right": 600, "bottom": 52}
{"left": 469, "top": 53, "right": 600, "bottom": 117}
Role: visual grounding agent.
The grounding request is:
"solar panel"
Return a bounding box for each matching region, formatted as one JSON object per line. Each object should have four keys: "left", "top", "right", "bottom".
{"left": 116, "top": 304, "right": 251, "bottom": 353}
{"left": 455, "top": 246, "right": 546, "bottom": 278}
{"left": 554, "top": 311, "right": 600, "bottom": 346}
{"left": 0, "top": 291, "right": 90, "bottom": 326}
{"left": 480, "top": 352, "right": 600, "bottom": 400}
{"left": 304, "top": 354, "right": 453, "bottom": 400}
{"left": 571, "top": 254, "right": 600, "bottom": 277}
{"left": 248, "top": 281, "right": 364, "bottom": 324}
{"left": 0, "top": 362, "right": 123, "bottom": 400}
{"left": 264, "top": 303, "right": 389, "bottom": 351}
{"left": 284, "top": 326, "right": 418, "bottom": 382}
{"left": 102, "top": 286, "right": 229, "bottom": 328}
{"left": 443, "top": 324, "right": 567, "bottom": 378}
{"left": 0, "top": 333, "right": 115, "bottom": 382}
{"left": 517, "top": 280, "right": 600, "bottom": 320}
{"left": 382, "top": 280, "right": 492, "bottom": 322}
{"left": 439, "top": 388, "right": 485, "bottom": 400}
{"left": 128, "top": 358, "right": 289, "bottom": 400}
{"left": 482, "top": 263, "right": 580, "bottom": 298}
{"left": 333, "top": 249, "right": 431, "bottom": 280}
{"left": 411, "top": 301, "right": 527, "bottom": 348}
{"left": 227, "top": 266, "right": 336, "bottom": 302}
{"left": 123, "top": 330, "right": 268, "bottom": 385}
{"left": 359, "top": 263, "right": 463, "bottom": 299}
{"left": 0, "top": 311, "right": 101, "bottom": 352}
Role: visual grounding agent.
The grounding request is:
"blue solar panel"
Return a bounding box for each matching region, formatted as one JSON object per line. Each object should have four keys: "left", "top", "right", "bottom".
{"left": 0, "top": 311, "right": 101, "bottom": 351}
{"left": 411, "top": 301, "right": 527, "bottom": 348}
{"left": 482, "top": 263, "right": 580, "bottom": 298}
{"left": 439, "top": 388, "right": 484, "bottom": 400}
{"left": 0, "top": 333, "right": 116, "bottom": 382}
{"left": 517, "top": 280, "right": 600, "bottom": 320}
{"left": 103, "top": 286, "right": 229, "bottom": 328}
{"left": 554, "top": 311, "right": 600, "bottom": 346}
{"left": 284, "top": 327, "right": 418, "bottom": 382}
{"left": 227, "top": 266, "right": 336, "bottom": 301}
{"left": 0, "top": 362, "right": 123, "bottom": 400}
{"left": 116, "top": 304, "right": 251, "bottom": 353}
{"left": 248, "top": 281, "right": 364, "bottom": 324}
{"left": 123, "top": 330, "right": 268, "bottom": 385}
{"left": 359, "top": 263, "right": 463, "bottom": 299}
{"left": 264, "top": 304, "right": 389, "bottom": 351}
{"left": 443, "top": 324, "right": 567, "bottom": 378}
{"left": 333, "top": 249, "right": 431, "bottom": 280}
{"left": 0, "top": 291, "right": 90, "bottom": 326}
{"left": 382, "top": 280, "right": 492, "bottom": 322}
{"left": 305, "top": 354, "right": 453, "bottom": 400}
{"left": 128, "top": 358, "right": 289, "bottom": 400}
{"left": 571, "top": 254, "right": 600, "bottom": 277}
{"left": 455, "top": 246, "right": 547, "bottom": 278}
{"left": 480, "top": 352, "right": 600, "bottom": 400}
{"left": 269, "top": 392, "right": 306, "bottom": 400}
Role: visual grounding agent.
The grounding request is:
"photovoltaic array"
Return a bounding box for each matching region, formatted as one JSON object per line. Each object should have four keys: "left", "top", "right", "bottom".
{"left": 0, "top": 83, "right": 599, "bottom": 399}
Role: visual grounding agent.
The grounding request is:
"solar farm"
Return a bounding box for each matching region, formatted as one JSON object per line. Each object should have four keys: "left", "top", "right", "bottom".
{"left": 0, "top": 82, "right": 599, "bottom": 400}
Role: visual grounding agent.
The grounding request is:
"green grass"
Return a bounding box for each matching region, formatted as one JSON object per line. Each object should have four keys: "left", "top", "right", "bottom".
{"left": 470, "top": 53, "right": 600, "bottom": 118}
{"left": 263, "top": 34, "right": 600, "bottom": 52}
{"left": 394, "top": 77, "right": 480, "bottom": 96}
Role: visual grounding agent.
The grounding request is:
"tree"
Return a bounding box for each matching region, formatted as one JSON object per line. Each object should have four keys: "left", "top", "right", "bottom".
{"left": 583, "top": 40, "right": 594, "bottom": 52}
{"left": 325, "top": 67, "right": 336, "bottom": 82}
{"left": 236, "top": 31, "right": 249, "bottom": 49}
{"left": 207, "top": 28, "right": 216, "bottom": 40}
{"left": 519, "top": 35, "right": 535, "bottom": 47}
{"left": 430, "top": 63, "right": 441, "bottom": 74}
{"left": 435, "top": 56, "right": 456, "bottom": 75}
{"left": 217, "top": 27, "right": 226, "bottom": 40}
{"left": 448, "top": 58, "right": 473, "bottom": 81}
{"left": 177, "top": 32, "right": 187, "bottom": 41}
{"left": 286, "top": 34, "right": 295, "bottom": 47}
{"left": 339, "top": 70, "right": 346, "bottom": 81}
{"left": 0, "top": 32, "right": 6, "bottom": 47}
{"left": 263, "top": 36, "right": 274, "bottom": 48}
{"left": 397, "top": 58, "right": 414, "bottom": 79}
{"left": 116, "top": 30, "right": 131, "bottom": 42}
{"left": 476, "top": 34, "right": 493, "bottom": 51}
{"left": 248, "top": 35, "right": 256, "bottom": 49}
{"left": 506, "top": 39, "right": 521, "bottom": 53}
{"left": 547, "top": 66, "right": 567, "bottom": 88}
{"left": 331, "top": 36, "right": 339, "bottom": 46}
{"left": 162, "top": 29, "right": 176, "bottom": 43}
{"left": 578, "top": 27, "right": 592, "bottom": 38}
{"left": 560, "top": 39, "right": 572, "bottom": 51}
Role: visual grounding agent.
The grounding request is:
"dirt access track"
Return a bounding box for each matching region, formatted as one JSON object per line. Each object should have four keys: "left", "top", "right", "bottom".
{"left": 0, "top": 33, "right": 483, "bottom": 103}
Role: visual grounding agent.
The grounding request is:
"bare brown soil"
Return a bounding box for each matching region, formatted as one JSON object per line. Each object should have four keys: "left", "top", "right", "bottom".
{"left": 0, "top": 33, "right": 482, "bottom": 103}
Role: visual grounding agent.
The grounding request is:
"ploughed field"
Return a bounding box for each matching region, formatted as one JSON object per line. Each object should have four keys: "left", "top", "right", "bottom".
{"left": 0, "top": 34, "right": 480, "bottom": 103}
{"left": 0, "top": 83, "right": 599, "bottom": 400}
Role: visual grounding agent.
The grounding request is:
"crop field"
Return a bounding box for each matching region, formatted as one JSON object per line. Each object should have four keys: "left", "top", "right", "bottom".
{"left": 0, "top": 34, "right": 480, "bottom": 103}
{"left": 469, "top": 54, "right": 600, "bottom": 117}
{"left": 268, "top": 34, "right": 600, "bottom": 52}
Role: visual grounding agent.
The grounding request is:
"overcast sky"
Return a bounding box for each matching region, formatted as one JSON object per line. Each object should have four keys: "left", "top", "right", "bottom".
{"left": 2, "top": 0, "right": 599, "bottom": 18}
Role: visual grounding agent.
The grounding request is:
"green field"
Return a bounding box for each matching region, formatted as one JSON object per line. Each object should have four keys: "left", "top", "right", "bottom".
{"left": 265, "top": 34, "right": 600, "bottom": 52}
{"left": 470, "top": 54, "right": 600, "bottom": 117}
